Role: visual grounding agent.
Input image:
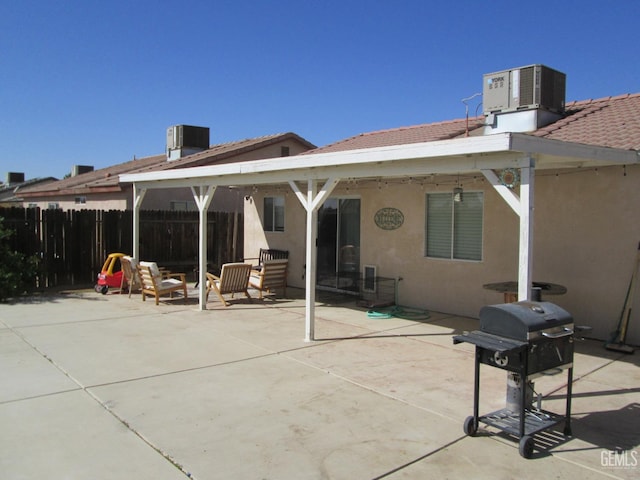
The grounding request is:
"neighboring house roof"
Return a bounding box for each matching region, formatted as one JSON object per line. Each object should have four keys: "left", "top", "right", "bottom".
{"left": 308, "top": 93, "right": 640, "bottom": 154}
{"left": 19, "top": 132, "right": 316, "bottom": 198}
{"left": 0, "top": 177, "right": 58, "bottom": 203}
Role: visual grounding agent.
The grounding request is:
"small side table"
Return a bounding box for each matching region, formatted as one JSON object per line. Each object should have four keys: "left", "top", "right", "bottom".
{"left": 483, "top": 281, "right": 567, "bottom": 303}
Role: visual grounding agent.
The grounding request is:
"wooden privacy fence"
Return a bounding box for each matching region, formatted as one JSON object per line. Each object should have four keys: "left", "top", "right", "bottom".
{"left": 0, "top": 207, "right": 243, "bottom": 288}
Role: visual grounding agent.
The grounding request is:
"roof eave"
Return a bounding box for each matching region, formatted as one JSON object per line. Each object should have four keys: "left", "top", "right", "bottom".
{"left": 19, "top": 185, "right": 125, "bottom": 198}
{"left": 510, "top": 133, "right": 640, "bottom": 168}
{"left": 120, "top": 133, "right": 640, "bottom": 189}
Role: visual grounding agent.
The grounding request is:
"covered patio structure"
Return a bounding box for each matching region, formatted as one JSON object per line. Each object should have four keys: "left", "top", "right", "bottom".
{"left": 120, "top": 132, "right": 638, "bottom": 341}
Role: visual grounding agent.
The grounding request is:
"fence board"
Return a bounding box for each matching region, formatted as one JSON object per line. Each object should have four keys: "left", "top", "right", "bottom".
{"left": 0, "top": 207, "right": 243, "bottom": 289}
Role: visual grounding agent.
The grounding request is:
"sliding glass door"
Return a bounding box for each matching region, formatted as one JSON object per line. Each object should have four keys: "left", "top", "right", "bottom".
{"left": 316, "top": 198, "right": 360, "bottom": 291}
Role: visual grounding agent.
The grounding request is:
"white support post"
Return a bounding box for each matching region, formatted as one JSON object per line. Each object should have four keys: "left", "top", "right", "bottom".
{"left": 290, "top": 178, "right": 340, "bottom": 341}
{"left": 518, "top": 162, "right": 535, "bottom": 301}
{"left": 482, "top": 159, "right": 535, "bottom": 301}
{"left": 191, "top": 185, "right": 216, "bottom": 311}
{"left": 305, "top": 180, "right": 318, "bottom": 341}
{"left": 132, "top": 184, "right": 147, "bottom": 259}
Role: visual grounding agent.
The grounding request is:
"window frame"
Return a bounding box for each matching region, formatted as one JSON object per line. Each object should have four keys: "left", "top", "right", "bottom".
{"left": 263, "top": 195, "right": 285, "bottom": 233}
{"left": 425, "top": 191, "right": 484, "bottom": 261}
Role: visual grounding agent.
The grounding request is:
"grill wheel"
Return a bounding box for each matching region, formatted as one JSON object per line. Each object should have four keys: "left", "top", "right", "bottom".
{"left": 463, "top": 416, "right": 478, "bottom": 436}
{"left": 519, "top": 435, "right": 534, "bottom": 458}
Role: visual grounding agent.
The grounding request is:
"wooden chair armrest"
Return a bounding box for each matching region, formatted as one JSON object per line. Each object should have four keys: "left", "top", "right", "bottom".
{"left": 206, "top": 272, "right": 221, "bottom": 283}
{"left": 163, "top": 272, "right": 186, "bottom": 281}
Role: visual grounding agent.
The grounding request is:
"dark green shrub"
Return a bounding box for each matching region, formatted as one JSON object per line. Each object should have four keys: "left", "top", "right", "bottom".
{"left": 0, "top": 217, "right": 39, "bottom": 301}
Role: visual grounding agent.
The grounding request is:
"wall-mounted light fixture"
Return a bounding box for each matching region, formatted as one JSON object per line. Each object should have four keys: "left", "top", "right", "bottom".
{"left": 453, "top": 175, "right": 463, "bottom": 202}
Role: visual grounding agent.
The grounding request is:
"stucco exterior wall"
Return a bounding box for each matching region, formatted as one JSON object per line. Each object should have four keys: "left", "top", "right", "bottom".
{"left": 245, "top": 163, "right": 640, "bottom": 344}
{"left": 23, "top": 193, "right": 129, "bottom": 211}
{"left": 534, "top": 164, "right": 640, "bottom": 344}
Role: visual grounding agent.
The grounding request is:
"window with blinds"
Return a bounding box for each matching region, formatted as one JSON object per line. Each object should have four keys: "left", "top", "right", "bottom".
{"left": 425, "top": 192, "right": 483, "bottom": 261}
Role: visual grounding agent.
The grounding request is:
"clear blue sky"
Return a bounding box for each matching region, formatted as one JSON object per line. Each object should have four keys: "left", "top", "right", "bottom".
{"left": 2, "top": 0, "right": 639, "bottom": 180}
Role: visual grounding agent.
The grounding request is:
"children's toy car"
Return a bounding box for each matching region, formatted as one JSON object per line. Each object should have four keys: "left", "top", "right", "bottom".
{"left": 95, "top": 252, "right": 127, "bottom": 294}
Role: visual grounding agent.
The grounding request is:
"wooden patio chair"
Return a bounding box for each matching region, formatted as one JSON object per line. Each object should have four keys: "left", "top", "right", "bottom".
{"left": 137, "top": 261, "right": 188, "bottom": 305}
{"left": 249, "top": 258, "right": 288, "bottom": 300}
{"left": 120, "top": 255, "right": 141, "bottom": 298}
{"left": 206, "top": 263, "right": 252, "bottom": 307}
{"left": 244, "top": 248, "right": 289, "bottom": 271}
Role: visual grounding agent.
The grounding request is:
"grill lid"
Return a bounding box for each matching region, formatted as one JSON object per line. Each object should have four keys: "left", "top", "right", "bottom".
{"left": 479, "top": 301, "right": 572, "bottom": 341}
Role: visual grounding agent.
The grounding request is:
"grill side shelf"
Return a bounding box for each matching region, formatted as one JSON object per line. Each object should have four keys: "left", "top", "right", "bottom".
{"left": 453, "top": 330, "right": 527, "bottom": 353}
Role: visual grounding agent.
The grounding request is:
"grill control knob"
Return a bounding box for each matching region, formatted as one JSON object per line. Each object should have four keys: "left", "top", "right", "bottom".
{"left": 493, "top": 351, "right": 509, "bottom": 366}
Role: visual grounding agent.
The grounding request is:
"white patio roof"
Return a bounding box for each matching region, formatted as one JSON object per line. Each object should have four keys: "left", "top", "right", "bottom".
{"left": 121, "top": 133, "right": 638, "bottom": 188}
{"left": 120, "top": 132, "right": 639, "bottom": 341}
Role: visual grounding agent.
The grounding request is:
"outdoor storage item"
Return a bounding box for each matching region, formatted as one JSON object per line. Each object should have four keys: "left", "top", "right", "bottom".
{"left": 453, "top": 301, "right": 575, "bottom": 458}
{"left": 95, "top": 252, "right": 126, "bottom": 294}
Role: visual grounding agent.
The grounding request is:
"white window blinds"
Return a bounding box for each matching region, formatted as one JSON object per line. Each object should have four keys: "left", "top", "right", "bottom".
{"left": 426, "top": 192, "right": 483, "bottom": 260}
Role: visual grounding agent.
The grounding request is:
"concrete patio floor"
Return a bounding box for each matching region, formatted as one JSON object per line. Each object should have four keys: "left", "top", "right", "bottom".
{"left": 1, "top": 286, "right": 638, "bottom": 479}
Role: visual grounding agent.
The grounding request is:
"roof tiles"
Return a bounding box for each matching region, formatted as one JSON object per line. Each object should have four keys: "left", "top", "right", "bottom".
{"left": 20, "top": 132, "right": 314, "bottom": 195}
{"left": 309, "top": 93, "right": 640, "bottom": 154}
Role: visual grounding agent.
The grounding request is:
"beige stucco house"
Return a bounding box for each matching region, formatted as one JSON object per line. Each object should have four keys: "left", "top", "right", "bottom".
{"left": 19, "top": 128, "right": 315, "bottom": 212}
{"left": 121, "top": 68, "right": 640, "bottom": 346}
{"left": 245, "top": 92, "right": 640, "bottom": 344}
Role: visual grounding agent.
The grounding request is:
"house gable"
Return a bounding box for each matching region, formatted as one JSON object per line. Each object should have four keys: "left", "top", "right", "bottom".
{"left": 19, "top": 132, "right": 316, "bottom": 211}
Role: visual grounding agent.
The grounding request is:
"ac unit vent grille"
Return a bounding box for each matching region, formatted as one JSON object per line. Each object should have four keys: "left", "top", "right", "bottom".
{"left": 519, "top": 66, "right": 536, "bottom": 106}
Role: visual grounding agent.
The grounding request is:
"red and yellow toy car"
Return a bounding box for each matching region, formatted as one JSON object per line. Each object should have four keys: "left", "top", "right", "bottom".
{"left": 95, "top": 252, "right": 127, "bottom": 294}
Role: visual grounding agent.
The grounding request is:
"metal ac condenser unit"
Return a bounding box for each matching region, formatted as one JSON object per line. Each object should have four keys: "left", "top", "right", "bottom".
{"left": 483, "top": 65, "right": 566, "bottom": 114}
{"left": 166, "top": 125, "right": 210, "bottom": 150}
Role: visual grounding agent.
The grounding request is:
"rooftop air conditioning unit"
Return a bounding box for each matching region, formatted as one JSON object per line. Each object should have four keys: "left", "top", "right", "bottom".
{"left": 166, "top": 125, "right": 210, "bottom": 150}
{"left": 483, "top": 64, "right": 566, "bottom": 115}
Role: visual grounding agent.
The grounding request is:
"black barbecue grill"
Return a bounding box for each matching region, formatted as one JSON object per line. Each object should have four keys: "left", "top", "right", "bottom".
{"left": 453, "top": 301, "right": 574, "bottom": 458}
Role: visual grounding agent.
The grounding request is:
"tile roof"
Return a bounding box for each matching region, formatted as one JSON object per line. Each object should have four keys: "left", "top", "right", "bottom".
{"left": 153, "top": 132, "right": 315, "bottom": 171}
{"left": 308, "top": 93, "right": 640, "bottom": 154}
{"left": 530, "top": 93, "right": 640, "bottom": 150}
{"left": 20, "top": 154, "right": 165, "bottom": 195}
{"left": 306, "top": 117, "right": 486, "bottom": 154}
{"left": 20, "top": 132, "right": 315, "bottom": 196}
{"left": 0, "top": 177, "right": 57, "bottom": 202}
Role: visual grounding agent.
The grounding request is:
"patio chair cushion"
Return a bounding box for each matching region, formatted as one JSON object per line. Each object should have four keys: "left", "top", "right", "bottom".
{"left": 121, "top": 256, "right": 141, "bottom": 298}
{"left": 137, "top": 261, "right": 188, "bottom": 305}
{"left": 249, "top": 258, "right": 288, "bottom": 300}
{"left": 140, "top": 261, "right": 162, "bottom": 280}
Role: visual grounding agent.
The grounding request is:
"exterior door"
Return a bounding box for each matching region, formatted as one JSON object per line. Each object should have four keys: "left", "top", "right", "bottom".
{"left": 316, "top": 198, "right": 360, "bottom": 291}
